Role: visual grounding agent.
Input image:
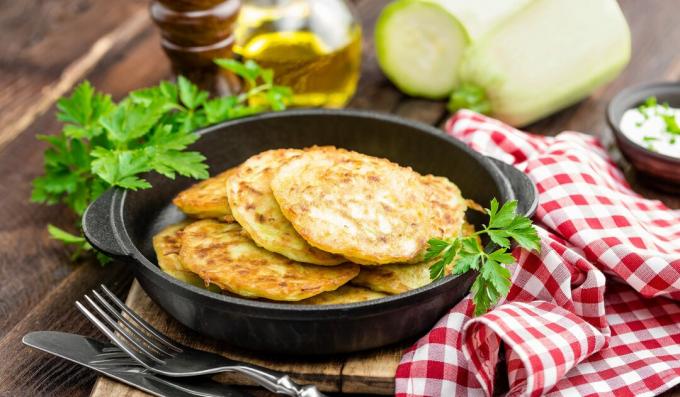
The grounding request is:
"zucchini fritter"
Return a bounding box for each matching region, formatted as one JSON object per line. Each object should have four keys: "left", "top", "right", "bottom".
{"left": 227, "top": 149, "right": 344, "bottom": 266}
{"left": 173, "top": 167, "right": 238, "bottom": 220}
{"left": 271, "top": 147, "right": 432, "bottom": 265}
{"left": 405, "top": 174, "right": 467, "bottom": 263}
{"left": 151, "top": 221, "right": 218, "bottom": 290}
{"left": 298, "top": 285, "right": 387, "bottom": 305}
{"left": 351, "top": 222, "right": 476, "bottom": 294}
{"left": 179, "top": 220, "right": 360, "bottom": 301}
{"left": 420, "top": 174, "right": 466, "bottom": 240}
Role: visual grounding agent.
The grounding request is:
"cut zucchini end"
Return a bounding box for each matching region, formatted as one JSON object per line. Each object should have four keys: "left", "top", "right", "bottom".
{"left": 457, "top": 0, "right": 631, "bottom": 127}
{"left": 375, "top": 0, "right": 470, "bottom": 99}
{"left": 448, "top": 83, "right": 492, "bottom": 115}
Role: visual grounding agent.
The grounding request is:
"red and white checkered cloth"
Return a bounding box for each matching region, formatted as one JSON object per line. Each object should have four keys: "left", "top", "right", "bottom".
{"left": 395, "top": 110, "right": 680, "bottom": 397}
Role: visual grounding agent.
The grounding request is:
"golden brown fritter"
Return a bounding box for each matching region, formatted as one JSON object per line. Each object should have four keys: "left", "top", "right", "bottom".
{"left": 420, "top": 174, "right": 467, "bottom": 239}
{"left": 297, "top": 285, "right": 387, "bottom": 305}
{"left": 404, "top": 174, "right": 468, "bottom": 264}
{"left": 227, "top": 149, "right": 344, "bottom": 266}
{"left": 173, "top": 167, "right": 238, "bottom": 220}
{"left": 151, "top": 221, "right": 218, "bottom": 290}
{"left": 352, "top": 222, "right": 476, "bottom": 294}
{"left": 179, "top": 220, "right": 360, "bottom": 301}
{"left": 271, "top": 147, "right": 432, "bottom": 265}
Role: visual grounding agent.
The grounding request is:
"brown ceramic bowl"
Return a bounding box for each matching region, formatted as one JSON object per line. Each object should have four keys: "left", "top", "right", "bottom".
{"left": 607, "top": 82, "right": 680, "bottom": 192}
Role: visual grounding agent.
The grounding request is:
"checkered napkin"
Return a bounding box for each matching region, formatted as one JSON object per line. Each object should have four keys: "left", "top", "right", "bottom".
{"left": 395, "top": 110, "right": 680, "bottom": 397}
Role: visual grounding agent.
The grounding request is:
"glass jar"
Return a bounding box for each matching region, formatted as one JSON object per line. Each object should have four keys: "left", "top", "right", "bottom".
{"left": 234, "top": 0, "right": 362, "bottom": 108}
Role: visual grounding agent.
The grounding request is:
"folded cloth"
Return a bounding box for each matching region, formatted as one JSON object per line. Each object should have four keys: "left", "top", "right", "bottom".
{"left": 395, "top": 110, "right": 680, "bottom": 397}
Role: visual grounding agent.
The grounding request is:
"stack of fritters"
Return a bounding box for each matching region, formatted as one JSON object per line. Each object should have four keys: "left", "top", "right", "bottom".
{"left": 152, "top": 146, "right": 474, "bottom": 305}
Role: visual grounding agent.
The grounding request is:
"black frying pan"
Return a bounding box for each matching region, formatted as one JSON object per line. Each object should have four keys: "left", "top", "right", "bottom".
{"left": 83, "top": 109, "right": 537, "bottom": 355}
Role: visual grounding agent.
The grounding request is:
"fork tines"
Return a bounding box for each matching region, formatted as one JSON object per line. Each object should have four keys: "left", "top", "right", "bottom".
{"left": 76, "top": 285, "right": 182, "bottom": 367}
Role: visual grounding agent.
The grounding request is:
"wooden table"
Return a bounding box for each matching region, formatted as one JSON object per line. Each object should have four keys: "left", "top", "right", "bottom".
{"left": 0, "top": 1, "right": 678, "bottom": 396}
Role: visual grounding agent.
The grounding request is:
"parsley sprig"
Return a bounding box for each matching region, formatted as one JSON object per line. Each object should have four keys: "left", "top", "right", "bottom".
{"left": 426, "top": 199, "right": 540, "bottom": 316}
{"left": 31, "top": 59, "right": 292, "bottom": 262}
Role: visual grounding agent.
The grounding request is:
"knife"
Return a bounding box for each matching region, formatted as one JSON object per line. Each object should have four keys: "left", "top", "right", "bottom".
{"left": 23, "top": 331, "right": 250, "bottom": 397}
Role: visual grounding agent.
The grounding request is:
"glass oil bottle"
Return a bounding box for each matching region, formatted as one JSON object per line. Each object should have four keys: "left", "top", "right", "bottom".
{"left": 234, "top": 0, "right": 362, "bottom": 108}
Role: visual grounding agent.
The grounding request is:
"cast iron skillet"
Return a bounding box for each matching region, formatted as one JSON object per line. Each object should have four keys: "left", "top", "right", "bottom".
{"left": 82, "top": 109, "right": 537, "bottom": 355}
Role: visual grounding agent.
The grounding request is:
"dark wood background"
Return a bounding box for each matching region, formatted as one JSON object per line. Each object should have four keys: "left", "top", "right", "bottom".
{"left": 0, "top": 0, "right": 678, "bottom": 396}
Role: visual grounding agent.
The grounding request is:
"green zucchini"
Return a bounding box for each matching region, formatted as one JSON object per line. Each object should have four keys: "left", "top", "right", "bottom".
{"left": 375, "top": 0, "right": 530, "bottom": 99}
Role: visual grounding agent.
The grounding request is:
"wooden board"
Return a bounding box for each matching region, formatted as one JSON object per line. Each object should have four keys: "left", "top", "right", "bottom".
{"left": 90, "top": 280, "right": 405, "bottom": 396}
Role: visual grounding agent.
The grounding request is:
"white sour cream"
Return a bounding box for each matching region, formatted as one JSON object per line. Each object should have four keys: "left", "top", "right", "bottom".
{"left": 619, "top": 101, "right": 680, "bottom": 158}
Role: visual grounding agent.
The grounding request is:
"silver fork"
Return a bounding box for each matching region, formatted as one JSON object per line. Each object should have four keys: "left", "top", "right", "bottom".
{"left": 76, "top": 285, "right": 326, "bottom": 397}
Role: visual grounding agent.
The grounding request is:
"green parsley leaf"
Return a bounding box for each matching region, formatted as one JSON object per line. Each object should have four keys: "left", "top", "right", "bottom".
{"left": 470, "top": 276, "right": 496, "bottom": 316}
{"left": 146, "top": 124, "right": 200, "bottom": 151}
{"left": 47, "top": 224, "right": 112, "bottom": 264}
{"left": 424, "top": 238, "right": 451, "bottom": 261}
{"left": 488, "top": 198, "right": 517, "bottom": 229}
{"left": 48, "top": 224, "right": 87, "bottom": 244}
{"left": 215, "top": 59, "right": 262, "bottom": 87}
{"left": 204, "top": 96, "right": 238, "bottom": 124}
{"left": 454, "top": 252, "right": 481, "bottom": 274}
{"left": 151, "top": 150, "right": 209, "bottom": 180}
{"left": 487, "top": 229, "right": 510, "bottom": 248}
{"left": 213, "top": 58, "right": 292, "bottom": 110}
{"left": 482, "top": 259, "right": 511, "bottom": 297}
{"left": 427, "top": 199, "right": 541, "bottom": 315}
{"left": 505, "top": 216, "right": 541, "bottom": 252}
{"left": 100, "top": 99, "right": 167, "bottom": 144}
{"left": 90, "top": 148, "right": 152, "bottom": 189}
{"left": 129, "top": 81, "right": 181, "bottom": 112}
{"left": 31, "top": 60, "right": 293, "bottom": 264}
{"left": 266, "top": 86, "right": 293, "bottom": 111}
{"left": 488, "top": 248, "right": 516, "bottom": 264}
{"left": 427, "top": 238, "right": 460, "bottom": 280}
{"left": 428, "top": 258, "right": 447, "bottom": 281}
{"left": 57, "top": 81, "right": 114, "bottom": 133}
{"left": 178, "top": 76, "right": 209, "bottom": 110}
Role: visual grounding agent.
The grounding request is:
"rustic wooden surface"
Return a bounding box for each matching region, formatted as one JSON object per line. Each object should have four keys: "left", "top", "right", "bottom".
{"left": 0, "top": 0, "right": 678, "bottom": 396}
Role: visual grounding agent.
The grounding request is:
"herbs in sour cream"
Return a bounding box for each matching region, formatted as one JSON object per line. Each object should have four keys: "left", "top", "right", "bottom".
{"left": 619, "top": 96, "right": 680, "bottom": 157}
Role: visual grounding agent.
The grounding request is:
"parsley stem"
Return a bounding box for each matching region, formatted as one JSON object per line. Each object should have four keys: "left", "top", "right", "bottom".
{"left": 237, "top": 83, "right": 274, "bottom": 104}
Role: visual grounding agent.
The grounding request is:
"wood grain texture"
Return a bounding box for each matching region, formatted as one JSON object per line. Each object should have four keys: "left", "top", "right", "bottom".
{"left": 0, "top": 0, "right": 149, "bottom": 151}
{"left": 0, "top": 0, "right": 679, "bottom": 396}
{"left": 0, "top": 262, "right": 133, "bottom": 397}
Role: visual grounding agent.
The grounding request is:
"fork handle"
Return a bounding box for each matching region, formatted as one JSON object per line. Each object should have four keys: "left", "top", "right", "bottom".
{"left": 226, "top": 365, "right": 327, "bottom": 397}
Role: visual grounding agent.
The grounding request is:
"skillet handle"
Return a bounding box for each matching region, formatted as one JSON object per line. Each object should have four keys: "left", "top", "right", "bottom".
{"left": 487, "top": 158, "right": 538, "bottom": 218}
{"left": 82, "top": 188, "right": 128, "bottom": 258}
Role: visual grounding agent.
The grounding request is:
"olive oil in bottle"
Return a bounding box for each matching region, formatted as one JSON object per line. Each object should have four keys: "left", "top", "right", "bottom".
{"left": 234, "top": 0, "right": 361, "bottom": 108}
